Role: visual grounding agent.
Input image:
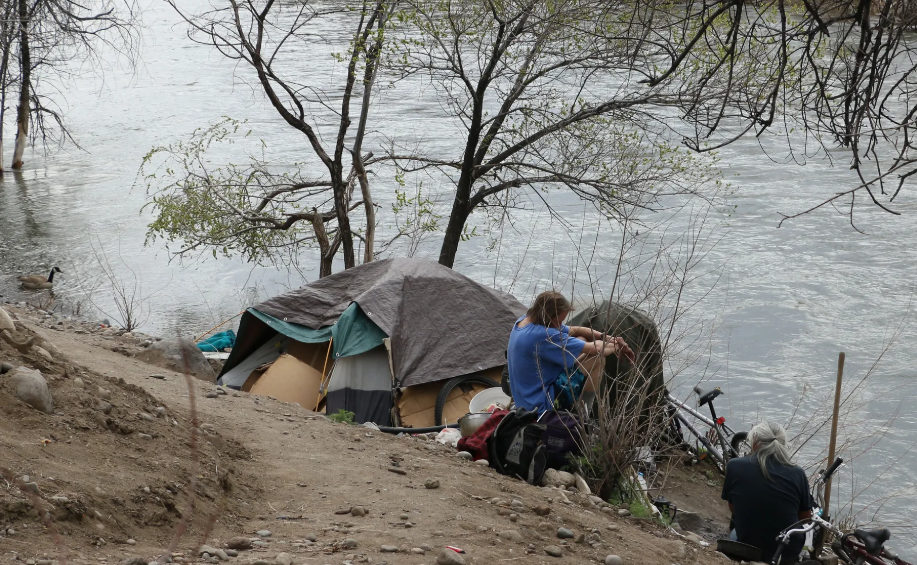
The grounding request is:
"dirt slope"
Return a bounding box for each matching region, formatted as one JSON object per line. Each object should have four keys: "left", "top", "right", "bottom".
{"left": 0, "top": 304, "right": 733, "bottom": 565}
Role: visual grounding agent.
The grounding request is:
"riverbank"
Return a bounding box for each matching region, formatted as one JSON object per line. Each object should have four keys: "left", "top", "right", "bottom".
{"left": 1, "top": 301, "right": 735, "bottom": 565}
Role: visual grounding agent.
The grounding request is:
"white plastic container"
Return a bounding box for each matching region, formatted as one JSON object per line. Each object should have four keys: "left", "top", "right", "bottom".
{"left": 468, "top": 387, "right": 511, "bottom": 414}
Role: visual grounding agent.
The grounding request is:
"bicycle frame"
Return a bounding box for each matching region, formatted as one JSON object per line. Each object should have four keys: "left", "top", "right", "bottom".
{"left": 665, "top": 392, "right": 739, "bottom": 466}
{"left": 667, "top": 393, "right": 739, "bottom": 436}
{"left": 838, "top": 535, "right": 913, "bottom": 565}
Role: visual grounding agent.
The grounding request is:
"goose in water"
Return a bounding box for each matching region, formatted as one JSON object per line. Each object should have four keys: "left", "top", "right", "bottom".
{"left": 19, "top": 267, "right": 62, "bottom": 290}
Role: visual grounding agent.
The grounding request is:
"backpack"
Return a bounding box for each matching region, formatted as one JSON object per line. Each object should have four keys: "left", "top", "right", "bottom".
{"left": 487, "top": 408, "right": 547, "bottom": 485}
{"left": 540, "top": 410, "right": 582, "bottom": 469}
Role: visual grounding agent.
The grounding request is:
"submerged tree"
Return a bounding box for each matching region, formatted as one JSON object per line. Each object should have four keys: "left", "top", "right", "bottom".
{"left": 3, "top": 0, "right": 138, "bottom": 170}
{"left": 147, "top": 0, "right": 394, "bottom": 276}
{"left": 0, "top": 0, "right": 19, "bottom": 172}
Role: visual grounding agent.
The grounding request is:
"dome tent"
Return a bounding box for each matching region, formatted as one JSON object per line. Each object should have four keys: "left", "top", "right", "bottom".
{"left": 217, "top": 258, "right": 525, "bottom": 425}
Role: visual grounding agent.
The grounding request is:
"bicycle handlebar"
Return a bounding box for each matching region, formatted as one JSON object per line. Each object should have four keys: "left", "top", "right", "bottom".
{"left": 824, "top": 457, "right": 844, "bottom": 481}
{"left": 771, "top": 517, "right": 827, "bottom": 564}
{"left": 769, "top": 539, "right": 789, "bottom": 565}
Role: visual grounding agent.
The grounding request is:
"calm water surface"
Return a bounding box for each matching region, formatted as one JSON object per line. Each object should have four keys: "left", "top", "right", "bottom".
{"left": 0, "top": 1, "right": 915, "bottom": 553}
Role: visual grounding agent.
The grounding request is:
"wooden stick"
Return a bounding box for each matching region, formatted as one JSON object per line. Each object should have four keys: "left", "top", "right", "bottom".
{"left": 194, "top": 309, "right": 245, "bottom": 342}
{"left": 314, "top": 338, "right": 333, "bottom": 412}
{"left": 824, "top": 352, "right": 845, "bottom": 517}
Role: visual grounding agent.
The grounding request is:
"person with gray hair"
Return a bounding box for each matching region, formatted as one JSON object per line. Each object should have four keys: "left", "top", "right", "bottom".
{"left": 721, "top": 422, "right": 815, "bottom": 564}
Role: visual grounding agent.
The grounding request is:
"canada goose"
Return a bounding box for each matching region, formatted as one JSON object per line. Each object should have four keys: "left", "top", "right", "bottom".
{"left": 19, "top": 267, "right": 62, "bottom": 289}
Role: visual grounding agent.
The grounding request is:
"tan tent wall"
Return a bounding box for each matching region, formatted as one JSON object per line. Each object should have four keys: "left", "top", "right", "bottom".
{"left": 397, "top": 366, "right": 502, "bottom": 428}
{"left": 245, "top": 341, "right": 333, "bottom": 408}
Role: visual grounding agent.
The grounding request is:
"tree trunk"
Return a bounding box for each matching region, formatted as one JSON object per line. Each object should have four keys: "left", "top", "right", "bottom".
{"left": 311, "top": 209, "right": 333, "bottom": 278}
{"left": 0, "top": 2, "right": 14, "bottom": 174}
{"left": 332, "top": 175, "right": 356, "bottom": 269}
{"left": 438, "top": 202, "right": 470, "bottom": 268}
{"left": 438, "top": 132, "right": 479, "bottom": 268}
{"left": 11, "top": 0, "right": 29, "bottom": 170}
{"left": 352, "top": 154, "right": 374, "bottom": 263}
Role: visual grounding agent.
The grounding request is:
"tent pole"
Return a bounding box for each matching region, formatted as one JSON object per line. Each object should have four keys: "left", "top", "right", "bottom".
{"left": 315, "top": 337, "right": 333, "bottom": 412}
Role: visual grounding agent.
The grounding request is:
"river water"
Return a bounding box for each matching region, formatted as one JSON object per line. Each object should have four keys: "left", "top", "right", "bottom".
{"left": 1, "top": 0, "right": 915, "bottom": 554}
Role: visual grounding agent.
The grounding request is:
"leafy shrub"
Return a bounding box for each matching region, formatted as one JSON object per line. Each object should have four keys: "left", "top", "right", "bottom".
{"left": 329, "top": 409, "right": 356, "bottom": 424}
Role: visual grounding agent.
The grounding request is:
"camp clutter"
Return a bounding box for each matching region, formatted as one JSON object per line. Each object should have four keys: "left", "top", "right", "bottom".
{"left": 216, "top": 258, "right": 525, "bottom": 428}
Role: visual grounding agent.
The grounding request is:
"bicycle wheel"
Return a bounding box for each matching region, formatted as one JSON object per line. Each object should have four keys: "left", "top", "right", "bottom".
{"left": 434, "top": 374, "right": 500, "bottom": 425}
{"left": 730, "top": 431, "right": 751, "bottom": 458}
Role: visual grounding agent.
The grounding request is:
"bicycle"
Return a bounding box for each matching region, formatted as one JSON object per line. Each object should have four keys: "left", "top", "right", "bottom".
{"left": 664, "top": 385, "right": 750, "bottom": 471}
{"left": 771, "top": 457, "right": 913, "bottom": 565}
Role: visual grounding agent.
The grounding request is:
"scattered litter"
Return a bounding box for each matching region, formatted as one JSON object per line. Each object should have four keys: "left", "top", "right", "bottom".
{"left": 202, "top": 351, "right": 230, "bottom": 360}
{"left": 435, "top": 428, "right": 462, "bottom": 448}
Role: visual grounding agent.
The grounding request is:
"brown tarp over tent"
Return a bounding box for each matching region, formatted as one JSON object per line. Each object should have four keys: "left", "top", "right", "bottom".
{"left": 246, "top": 258, "right": 526, "bottom": 388}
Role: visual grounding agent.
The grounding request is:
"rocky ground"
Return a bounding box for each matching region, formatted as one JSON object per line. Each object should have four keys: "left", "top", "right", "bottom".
{"left": 0, "top": 301, "right": 735, "bottom": 565}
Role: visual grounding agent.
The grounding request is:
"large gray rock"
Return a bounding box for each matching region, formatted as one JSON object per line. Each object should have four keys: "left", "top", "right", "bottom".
{"left": 540, "top": 468, "right": 575, "bottom": 488}
{"left": 0, "top": 307, "right": 14, "bottom": 332}
{"left": 29, "top": 329, "right": 69, "bottom": 363}
{"left": 436, "top": 549, "right": 466, "bottom": 565}
{"left": 6, "top": 367, "right": 54, "bottom": 414}
{"left": 675, "top": 510, "right": 704, "bottom": 533}
{"left": 136, "top": 337, "right": 214, "bottom": 381}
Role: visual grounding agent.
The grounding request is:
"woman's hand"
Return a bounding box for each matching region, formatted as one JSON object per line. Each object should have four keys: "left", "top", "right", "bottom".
{"left": 604, "top": 336, "right": 636, "bottom": 364}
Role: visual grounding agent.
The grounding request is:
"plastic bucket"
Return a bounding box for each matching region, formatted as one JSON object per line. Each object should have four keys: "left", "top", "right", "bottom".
{"left": 468, "top": 387, "right": 511, "bottom": 414}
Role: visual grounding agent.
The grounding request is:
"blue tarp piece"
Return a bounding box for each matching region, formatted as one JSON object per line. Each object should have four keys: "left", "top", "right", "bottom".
{"left": 197, "top": 330, "right": 236, "bottom": 352}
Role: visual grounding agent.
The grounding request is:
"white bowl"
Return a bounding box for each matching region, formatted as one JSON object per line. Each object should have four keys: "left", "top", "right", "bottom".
{"left": 468, "top": 387, "right": 511, "bottom": 414}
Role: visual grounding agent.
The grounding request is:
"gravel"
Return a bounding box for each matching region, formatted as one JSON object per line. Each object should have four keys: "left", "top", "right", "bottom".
{"left": 226, "top": 537, "right": 253, "bottom": 550}
{"left": 497, "top": 530, "right": 523, "bottom": 543}
{"left": 435, "top": 549, "right": 466, "bottom": 565}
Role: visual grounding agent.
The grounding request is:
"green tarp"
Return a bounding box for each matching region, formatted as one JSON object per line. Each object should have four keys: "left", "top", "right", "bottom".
{"left": 248, "top": 302, "right": 386, "bottom": 359}
{"left": 248, "top": 308, "right": 333, "bottom": 343}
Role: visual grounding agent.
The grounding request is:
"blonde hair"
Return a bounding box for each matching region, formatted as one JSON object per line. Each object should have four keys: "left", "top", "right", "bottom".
{"left": 527, "top": 291, "right": 571, "bottom": 327}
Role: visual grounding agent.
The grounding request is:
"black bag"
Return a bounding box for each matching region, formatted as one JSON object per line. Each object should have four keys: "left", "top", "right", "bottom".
{"left": 488, "top": 408, "right": 547, "bottom": 485}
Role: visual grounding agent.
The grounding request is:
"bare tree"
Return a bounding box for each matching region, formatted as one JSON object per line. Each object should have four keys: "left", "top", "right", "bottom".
{"left": 150, "top": 0, "right": 917, "bottom": 273}
{"left": 150, "top": 0, "right": 395, "bottom": 276}
{"left": 8, "top": 0, "right": 139, "bottom": 170}
{"left": 0, "top": 0, "right": 19, "bottom": 171}
{"left": 384, "top": 0, "right": 917, "bottom": 267}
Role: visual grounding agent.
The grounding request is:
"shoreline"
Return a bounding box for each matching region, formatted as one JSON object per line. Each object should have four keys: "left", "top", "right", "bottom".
{"left": 1, "top": 301, "right": 736, "bottom": 565}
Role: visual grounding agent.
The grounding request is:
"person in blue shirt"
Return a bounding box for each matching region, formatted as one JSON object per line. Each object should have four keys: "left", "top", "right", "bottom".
{"left": 507, "top": 291, "right": 635, "bottom": 413}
